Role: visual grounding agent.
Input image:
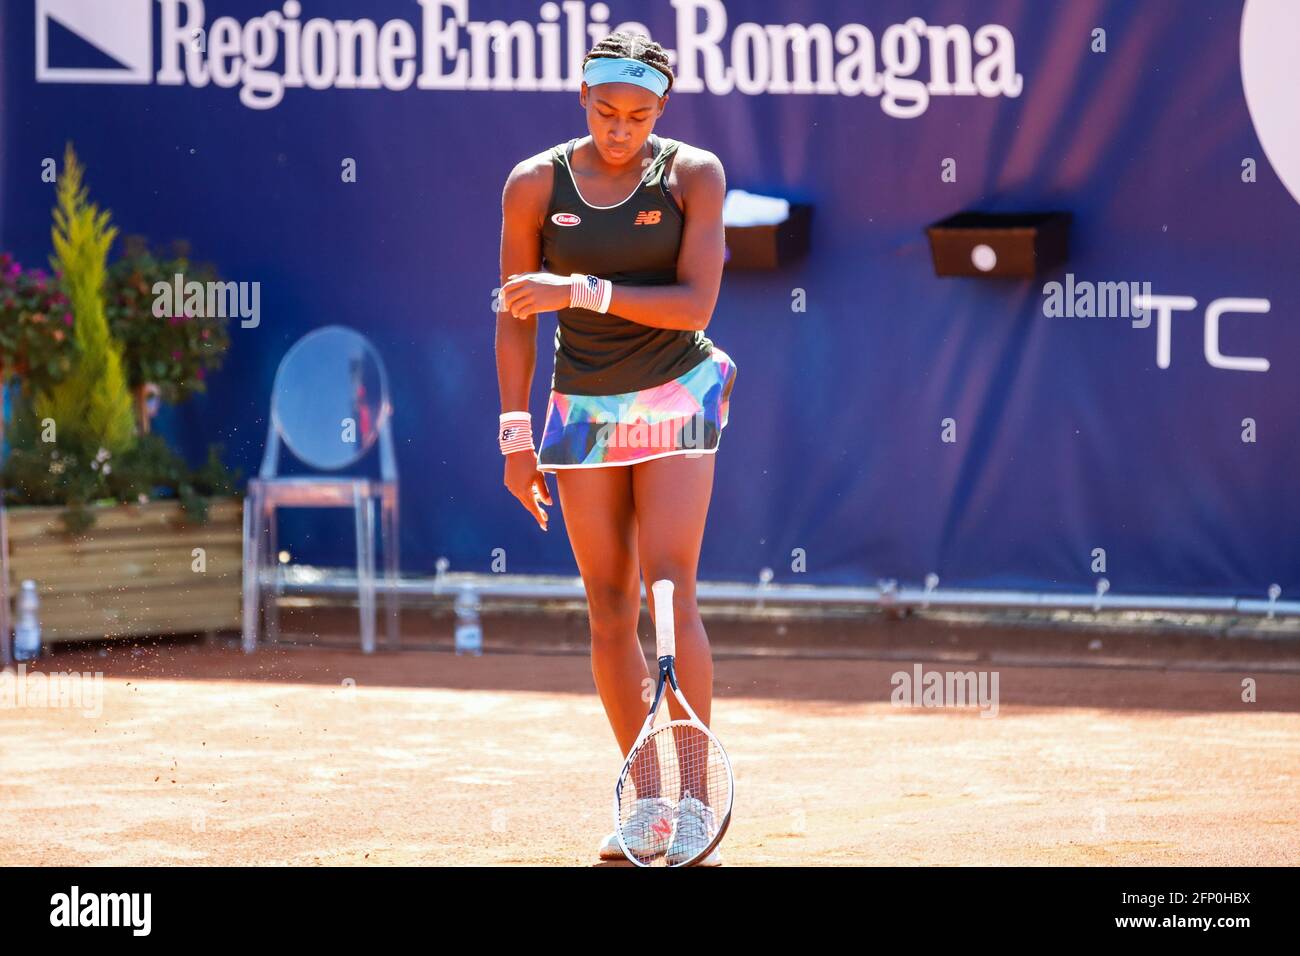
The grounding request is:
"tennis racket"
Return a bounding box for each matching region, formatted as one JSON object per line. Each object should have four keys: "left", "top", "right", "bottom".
{"left": 613, "top": 578, "right": 734, "bottom": 866}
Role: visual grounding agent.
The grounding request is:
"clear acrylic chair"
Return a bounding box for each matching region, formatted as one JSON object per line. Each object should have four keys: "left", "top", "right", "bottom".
{"left": 242, "top": 325, "right": 399, "bottom": 654}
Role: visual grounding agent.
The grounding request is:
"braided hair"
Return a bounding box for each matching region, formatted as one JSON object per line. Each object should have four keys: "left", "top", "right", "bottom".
{"left": 583, "top": 31, "right": 675, "bottom": 95}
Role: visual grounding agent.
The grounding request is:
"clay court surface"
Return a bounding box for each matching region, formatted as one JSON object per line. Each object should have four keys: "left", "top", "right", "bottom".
{"left": 2, "top": 613, "right": 1297, "bottom": 866}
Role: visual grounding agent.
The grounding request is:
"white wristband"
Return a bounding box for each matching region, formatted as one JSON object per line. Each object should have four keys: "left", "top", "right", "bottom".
{"left": 499, "top": 411, "right": 534, "bottom": 455}
{"left": 569, "top": 273, "right": 612, "bottom": 313}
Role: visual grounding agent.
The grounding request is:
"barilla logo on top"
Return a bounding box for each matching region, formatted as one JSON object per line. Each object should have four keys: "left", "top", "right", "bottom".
{"left": 551, "top": 212, "right": 582, "bottom": 227}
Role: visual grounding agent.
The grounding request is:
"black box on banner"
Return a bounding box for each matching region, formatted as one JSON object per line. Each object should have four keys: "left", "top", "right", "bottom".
{"left": 925, "top": 211, "right": 1071, "bottom": 278}
{"left": 724, "top": 203, "right": 813, "bottom": 271}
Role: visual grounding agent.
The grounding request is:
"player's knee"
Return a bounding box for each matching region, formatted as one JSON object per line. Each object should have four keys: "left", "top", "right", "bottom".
{"left": 584, "top": 581, "right": 640, "bottom": 631}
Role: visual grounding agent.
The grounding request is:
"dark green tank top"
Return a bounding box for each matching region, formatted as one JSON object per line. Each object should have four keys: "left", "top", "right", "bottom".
{"left": 541, "top": 132, "right": 713, "bottom": 395}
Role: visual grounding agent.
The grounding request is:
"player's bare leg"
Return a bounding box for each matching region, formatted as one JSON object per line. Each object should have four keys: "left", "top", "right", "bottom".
{"left": 633, "top": 451, "right": 716, "bottom": 804}
{"left": 555, "top": 465, "right": 663, "bottom": 793}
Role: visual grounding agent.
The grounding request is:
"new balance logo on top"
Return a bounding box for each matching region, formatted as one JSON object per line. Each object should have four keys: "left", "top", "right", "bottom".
{"left": 620, "top": 64, "right": 648, "bottom": 78}
{"left": 634, "top": 211, "right": 662, "bottom": 226}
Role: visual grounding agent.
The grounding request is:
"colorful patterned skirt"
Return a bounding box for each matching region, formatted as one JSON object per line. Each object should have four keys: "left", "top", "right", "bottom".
{"left": 536, "top": 347, "right": 737, "bottom": 470}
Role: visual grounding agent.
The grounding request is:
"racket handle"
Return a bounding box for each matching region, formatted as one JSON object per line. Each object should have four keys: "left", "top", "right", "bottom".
{"left": 651, "top": 579, "right": 676, "bottom": 659}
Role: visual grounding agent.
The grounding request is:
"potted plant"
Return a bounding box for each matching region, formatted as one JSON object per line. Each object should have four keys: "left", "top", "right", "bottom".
{"left": 0, "top": 144, "right": 244, "bottom": 642}
{"left": 104, "top": 235, "right": 231, "bottom": 435}
{"left": 0, "top": 254, "right": 79, "bottom": 452}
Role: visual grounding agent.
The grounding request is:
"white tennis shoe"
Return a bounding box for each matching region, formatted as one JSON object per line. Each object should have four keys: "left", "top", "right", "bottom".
{"left": 665, "top": 794, "right": 723, "bottom": 866}
{"left": 601, "top": 796, "right": 676, "bottom": 860}
{"left": 597, "top": 830, "right": 624, "bottom": 860}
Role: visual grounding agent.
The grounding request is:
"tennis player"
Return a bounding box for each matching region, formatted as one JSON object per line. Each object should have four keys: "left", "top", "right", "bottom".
{"left": 495, "top": 30, "right": 737, "bottom": 865}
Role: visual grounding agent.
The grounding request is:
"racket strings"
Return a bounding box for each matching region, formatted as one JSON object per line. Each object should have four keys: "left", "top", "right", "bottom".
{"left": 617, "top": 723, "right": 731, "bottom": 865}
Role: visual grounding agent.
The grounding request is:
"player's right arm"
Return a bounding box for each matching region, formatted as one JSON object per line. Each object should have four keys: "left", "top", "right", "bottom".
{"left": 496, "top": 154, "right": 554, "bottom": 531}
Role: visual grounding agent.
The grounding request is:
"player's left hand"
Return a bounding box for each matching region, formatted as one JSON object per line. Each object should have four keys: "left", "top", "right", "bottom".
{"left": 500, "top": 272, "right": 571, "bottom": 319}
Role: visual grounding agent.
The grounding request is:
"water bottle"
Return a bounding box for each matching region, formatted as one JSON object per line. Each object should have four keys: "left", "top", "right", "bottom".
{"left": 454, "top": 588, "right": 482, "bottom": 656}
{"left": 14, "top": 579, "right": 42, "bottom": 662}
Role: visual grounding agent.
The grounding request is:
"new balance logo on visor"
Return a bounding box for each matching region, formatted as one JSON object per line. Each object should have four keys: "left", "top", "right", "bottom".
{"left": 620, "top": 65, "right": 647, "bottom": 78}
{"left": 634, "top": 211, "right": 662, "bottom": 225}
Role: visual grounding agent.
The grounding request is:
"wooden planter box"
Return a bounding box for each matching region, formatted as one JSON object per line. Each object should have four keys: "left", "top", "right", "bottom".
{"left": 3, "top": 496, "right": 243, "bottom": 642}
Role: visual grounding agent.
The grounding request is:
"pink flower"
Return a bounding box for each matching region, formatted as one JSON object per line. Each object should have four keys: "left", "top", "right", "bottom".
{"left": 63, "top": 313, "right": 73, "bottom": 326}
{"left": 171, "top": 350, "right": 182, "bottom": 360}
{"left": 200, "top": 329, "right": 210, "bottom": 340}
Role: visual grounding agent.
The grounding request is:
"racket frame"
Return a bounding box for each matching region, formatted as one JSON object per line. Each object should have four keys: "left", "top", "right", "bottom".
{"left": 612, "top": 579, "right": 735, "bottom": 867}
